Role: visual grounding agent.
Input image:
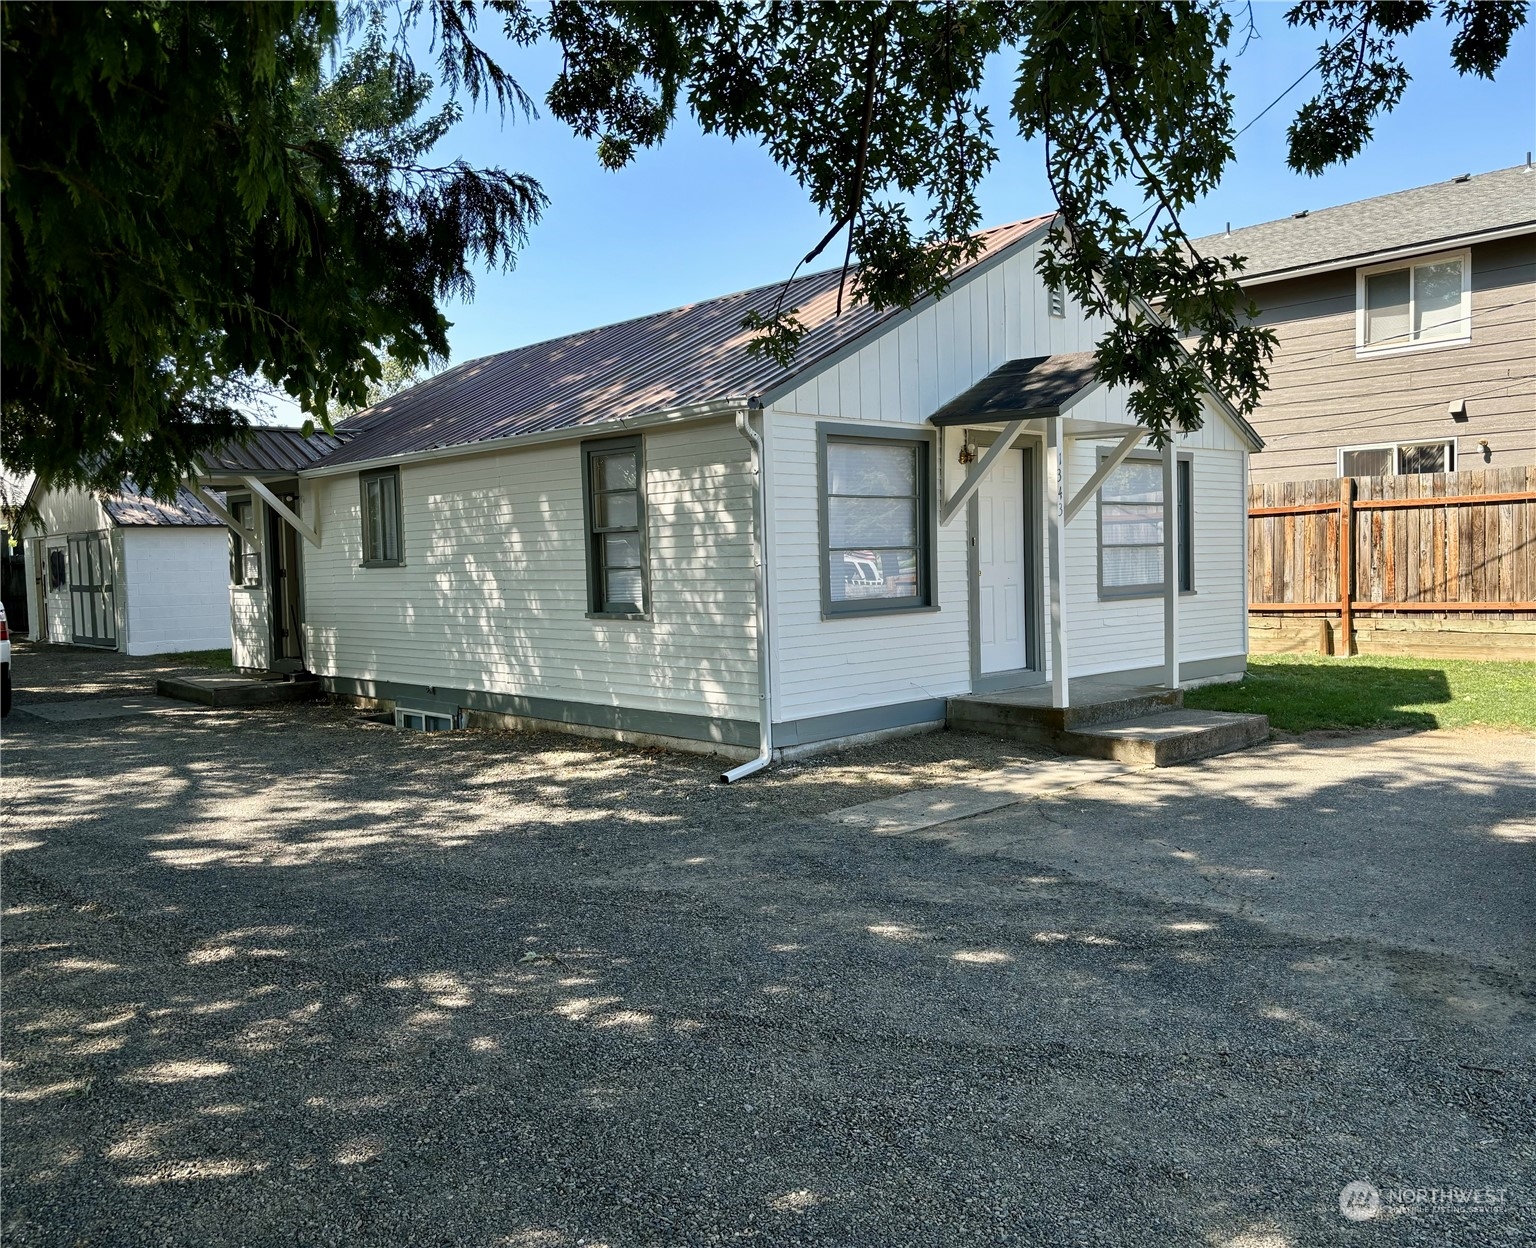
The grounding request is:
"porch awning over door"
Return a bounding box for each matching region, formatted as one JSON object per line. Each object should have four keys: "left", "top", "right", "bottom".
{"left": 927, "top": 352, "right": 1099, "bottom": 426}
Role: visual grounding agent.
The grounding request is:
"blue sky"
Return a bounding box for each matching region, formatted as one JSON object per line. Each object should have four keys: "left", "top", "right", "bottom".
{"left": 288, "top": 5, "right": 1534, "bottom": 413}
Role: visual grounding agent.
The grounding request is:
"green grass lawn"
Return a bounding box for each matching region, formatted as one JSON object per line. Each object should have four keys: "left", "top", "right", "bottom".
{"left": 1184, "top": 653, "right": 1536, "bottom": 734}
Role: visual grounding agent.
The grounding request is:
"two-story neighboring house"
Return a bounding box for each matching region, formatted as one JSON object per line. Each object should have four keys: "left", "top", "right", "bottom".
{"left": 1192, "top": 163, "right": 1535, "bottom": 485}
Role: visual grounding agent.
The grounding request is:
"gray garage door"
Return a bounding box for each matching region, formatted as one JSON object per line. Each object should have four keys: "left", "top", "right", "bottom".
{"left": 67, "top": 532, "right": 117, "bottom": 648}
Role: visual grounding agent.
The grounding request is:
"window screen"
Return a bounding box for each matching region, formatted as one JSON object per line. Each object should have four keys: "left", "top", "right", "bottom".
{"left": 584, "top": 438, "right": 647, "bottom": 615}
{"left": 822, "top": 436, "right": 931, "bottom": 613}
{"left": 361, "top": 469, "right": 402, "bottom": 566}
{"left": 1099, "top": 457, "right": 1164, "bottom": 594}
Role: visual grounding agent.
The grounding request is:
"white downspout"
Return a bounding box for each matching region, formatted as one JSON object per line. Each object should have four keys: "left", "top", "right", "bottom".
{"left": 722, "top": 401, "right": 774, "bottom": 783}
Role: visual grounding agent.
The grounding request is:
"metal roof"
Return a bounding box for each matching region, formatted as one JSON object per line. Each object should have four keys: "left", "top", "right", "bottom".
{"left": 319, "top": 217, "right": 1055, "bottom": 468}
{"left": 101, "top": 482, "right": 222, "bottom": 527}
{"left": 201, "top": 426, "right": 348, "bottom": 476}
{"left": 928, "top": 353, "right": 1100, "bottom": 426}
{"left": 1191, "top": 164, "right": 1536, "bottom": 284}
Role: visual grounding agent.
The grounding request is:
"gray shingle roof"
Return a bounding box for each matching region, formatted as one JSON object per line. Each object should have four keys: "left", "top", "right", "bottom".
{"left": 320, "top": 217, "right": 1055, "bottom": 468}
{"left": 928, "top": 353, "right": 1100, "bottom": 426}
{"left": 1192, "top": 164, "right": 1536, "bottom": 283}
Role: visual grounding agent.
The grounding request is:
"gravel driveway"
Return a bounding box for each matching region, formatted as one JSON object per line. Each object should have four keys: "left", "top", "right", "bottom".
{"left": 3, "top": 643, "right": 1532, "bottom": 1246}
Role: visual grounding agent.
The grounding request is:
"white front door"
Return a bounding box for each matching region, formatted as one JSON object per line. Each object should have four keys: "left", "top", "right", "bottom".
{"left": 977, "top": 447, "right": 1028, "bottom": 673}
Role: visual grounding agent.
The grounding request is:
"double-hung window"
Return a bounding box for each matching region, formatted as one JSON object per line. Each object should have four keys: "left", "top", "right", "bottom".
{"left": 1098, "top": 453, "right": 1192, "bottom": 597}
{"left": 1357, "top": 250, "right": 1470, "bottom": 355}
{"left": 360, "top": 468, "right": 403, "bottom": 567}
{"left": 229, "top": 497, "right": 261, "bottom": 587}
{"left": 583, "top": 436, "right": 648, "bottom": 616}
{"left": 820, "top": 429, "right": 933, "bottom": 616}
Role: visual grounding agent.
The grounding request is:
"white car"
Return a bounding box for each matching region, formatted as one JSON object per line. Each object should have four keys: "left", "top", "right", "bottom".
{"left": 1, "top": 601, "right": 11, "bottom": 717}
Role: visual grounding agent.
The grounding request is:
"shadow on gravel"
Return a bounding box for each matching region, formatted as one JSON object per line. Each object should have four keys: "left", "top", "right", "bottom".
{"left": 2, "top": 647, "right": 1532, "bottom": 1247}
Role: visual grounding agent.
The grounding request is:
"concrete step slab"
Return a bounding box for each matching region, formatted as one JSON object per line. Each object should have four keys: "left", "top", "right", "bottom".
{"left": 157, "top": 674, "right": 321, "bottom": 708}
{"left": 948, "top": 688, "right": 1182, "bottom": 738}
{"left": 1061, "top": 709, "right": 1270, "bottom": 767}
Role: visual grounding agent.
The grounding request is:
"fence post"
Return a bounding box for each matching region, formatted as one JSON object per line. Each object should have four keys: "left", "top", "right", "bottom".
{"left": 1338, "top": 476, "right": 1355, "bottom": 656}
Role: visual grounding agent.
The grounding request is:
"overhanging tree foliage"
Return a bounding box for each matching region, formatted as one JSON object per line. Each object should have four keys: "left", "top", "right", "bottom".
{"left": 1, "top": 1, "right": 542, "bottom": 498}
{"left": 520, "top": 0, "right": 1526, "bottom": 441}
{"left": 3, "top": 1, "right": 1525, "bottom": 498}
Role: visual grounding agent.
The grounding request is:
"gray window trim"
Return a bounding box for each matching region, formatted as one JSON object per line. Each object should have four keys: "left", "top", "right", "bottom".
{"left": 817, "top": 422, "right": 937, "bottom": 619}
{"left": 228, "top": 494, "right": 261, "bottom": 588}
{"left": 1177, "top": 455, "right": 1193, "bottom": 595}
{"left": 1096, "top": 449, "right": 1195, "bottom": 601}
{"left": 581, "top": 434, "right": 650, "bottom": 620}
{"left": 359, "top": 467, "right": 404, "bottom": 567}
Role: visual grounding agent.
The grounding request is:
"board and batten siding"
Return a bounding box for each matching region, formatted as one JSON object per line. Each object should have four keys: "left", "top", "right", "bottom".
{"left": 300, "top": 419, "right": 758, "bottom": 730}
{"left": 1243, "top": 234, "right": 1536, "bottom": 484}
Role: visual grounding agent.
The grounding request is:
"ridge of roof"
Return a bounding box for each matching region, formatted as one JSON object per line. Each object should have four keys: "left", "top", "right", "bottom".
{"left": 1191, "top": 164, "right": 1536, "bottom": 283}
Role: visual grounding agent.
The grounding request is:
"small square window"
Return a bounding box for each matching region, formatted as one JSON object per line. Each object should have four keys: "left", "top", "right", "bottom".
{"left": 360, "top": 468, "right": 403, "bottom": 566}
{"left": 396, "top": 708, "right": 453, "bottom": 732}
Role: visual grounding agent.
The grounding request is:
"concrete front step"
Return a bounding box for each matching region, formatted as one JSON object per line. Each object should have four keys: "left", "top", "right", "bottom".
{"left": 1059, "top": 709, "right": 1270, "bottom": 766}
{"left": 157, "top": 673, "right": 322, "bottom": 708}
{"left": 947, "top": 687, "right": 1182, "bottom": 745}
{"left": 949, "top": 690, "right": 1270, "bottom": 766}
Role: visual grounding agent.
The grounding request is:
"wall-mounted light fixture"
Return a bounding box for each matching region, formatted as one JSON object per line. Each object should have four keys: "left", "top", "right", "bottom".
{"left": 1479, "top": 438, "right": 1492, "bottom": 463}
{"left": 958, "top": 436, "right": 977, "bottom": 466}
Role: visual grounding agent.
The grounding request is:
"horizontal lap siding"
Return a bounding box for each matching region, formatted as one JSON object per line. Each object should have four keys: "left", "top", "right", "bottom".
{"left": 1246, "top": 236, "right": 1536, "bottom": 484}
{"left": 301, "top": 420, "right": 757, "bottom": 721}
{"left": 768, "top": 415, "right": 968, "bottom": 721}
{"left": 767, "top": 237, "right": 1108, "bottom": 720}
{"left": 1060, "top": 389, "right": 1249, "bottom": 677}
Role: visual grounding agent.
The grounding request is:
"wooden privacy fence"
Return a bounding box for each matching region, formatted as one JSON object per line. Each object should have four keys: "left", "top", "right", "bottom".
{"left": 1248, "top": 466, "right": 1536, "bottom": 656}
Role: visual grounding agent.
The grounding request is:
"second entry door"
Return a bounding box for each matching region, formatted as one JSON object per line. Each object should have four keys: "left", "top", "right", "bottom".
{"left": 977, "top": 448, "right": 1028, "bottom": 674}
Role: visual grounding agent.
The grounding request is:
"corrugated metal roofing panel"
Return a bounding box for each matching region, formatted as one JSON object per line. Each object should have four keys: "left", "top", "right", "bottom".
{"left": 202, "top": 427, "right": 348, "bottom": 475}
{"left": 102, "top": 482, "right": 222, "bottom": 527}
{"left": 321, "top": 217, "right": 1054, "bottom": 468}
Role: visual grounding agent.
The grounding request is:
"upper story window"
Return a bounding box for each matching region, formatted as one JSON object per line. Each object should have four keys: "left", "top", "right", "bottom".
{"left": 583, "top": 436, "right": 648, "bottom": 617}
{"left": 819, "top": 428, "right": 934, "bottom": 616}
{"left": 360, "top": 468, "right": 403, "bottom": 566}
{"left": 1356, "top": 250, "right": 1470, "bottom": 356}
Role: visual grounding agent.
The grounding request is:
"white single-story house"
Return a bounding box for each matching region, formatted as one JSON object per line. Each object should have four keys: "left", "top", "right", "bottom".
{"left": 16, "top": 478, "right": 232, "bottom": 656}
{"left": 190, "top": 215, "right": 1263, "bottom": 771}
